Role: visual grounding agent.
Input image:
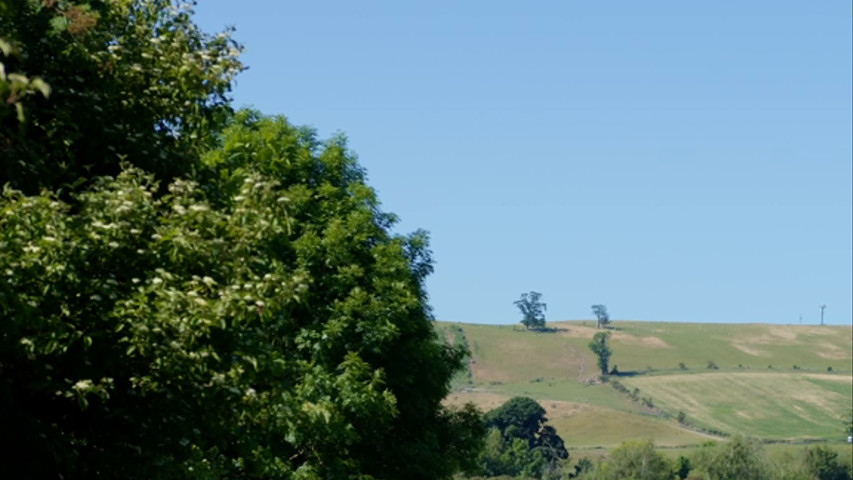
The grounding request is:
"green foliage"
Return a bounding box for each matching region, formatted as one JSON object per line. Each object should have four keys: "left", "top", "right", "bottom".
{"left": 438, "top": 324, "right": 474, "bottom": 390}
{"left": 674, "top": 456, "right": 691, "bottom": 480}
{"left": 699, "top": 435, "right": 770, "bottom": 480}
{"left": 590, "top": 440, "right": 673, "bottom": 480}
{"left": 485, "top": 397, "right": 549, "bottom": 443}
{"left": 843, "top": 448, "right": 853, "bottom": 480}
{"left": 0, "top": 35, "right": 51, "bottom": 122}
{"left": 514, "top": 291, "right": 547, "bottom": 331}
{"left": 571, "top": 457, "right": 595, "bottom": 478}
{"left": 452, "top": 321, "right": 851, "bottom": 446}
{"left": 480, "top": 397, "right": 568, "bottom": 478}
{"left": 1, "top": 1, "right": 485, "bottom": 477}
{"left": 0, "top": 113, "right": 483, "bottom": 478}
{"left": 0, "top": 0, "right": 243, "bottom": 195}
{"left": 479, "top": 428, "right": 549, "bottom": 479}
{"left": 591, "top": 304, "right": 610, "bottom": 329}
{"left": 588, "top": 331, "right": 612, "bottom": 376}
{"left": 803, "top": 446, "right": 851, "bottom": 480}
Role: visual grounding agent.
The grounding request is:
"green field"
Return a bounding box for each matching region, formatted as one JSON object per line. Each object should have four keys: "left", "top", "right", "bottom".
{"left": 439, "top": 321, "right": 853, "bottom": 449}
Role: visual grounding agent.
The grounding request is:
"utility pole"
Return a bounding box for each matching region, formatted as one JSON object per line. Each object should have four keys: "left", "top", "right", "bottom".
{"left": 819, "top": 304, "right": 826, "bottom": 326}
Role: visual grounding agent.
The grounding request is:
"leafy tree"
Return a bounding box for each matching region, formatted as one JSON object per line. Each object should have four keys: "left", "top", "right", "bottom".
{"left": 3, "top": 2, "right": 486, "bottom": 478}
{"left": 591, "top": 304, "right": 610, "bottom": 329}
{"left": 571, "top": 457, "right": 595, "bottom": 478}
{"left": 0, "top": 112, "right": 486, "bottom": 478}
{"left": 515, "top": 291, "right": 547, "bottom": 330}
{"left": 0, "top": 36, "right": 50, "bottom": 122}
{"left": 479, "top": 428, "right": 549, "bottom": 479}
{"left": 1, "top": 0, "right": 243, "bottom": 196}
{"left": 479, "top": 428, "right": 510, "bottom": 477}
{"left": 698, "top": 435, "right": 769, "bottom": 480}
{"left": 485, "top": 396, "right": 549, "bottom": 443}
{"left": 480, "top": 397, "right": 569, "bottom": 478}
{"left": 588, "top": 331, "right": 613, "bottom": 376}
{"left": 844, "top": 449, "right": 853, "bottom": 480}
{"left": 0, "top": 4, "right": 486, "bottom": 472}
{"left": 675, "top": 455, "right": 691, "bottom": 479}
{"left": 803, "top": 446, "right": 851, "bottom": 480}
{"left": 591, "top": 440, "right": 673, "bottom": 480}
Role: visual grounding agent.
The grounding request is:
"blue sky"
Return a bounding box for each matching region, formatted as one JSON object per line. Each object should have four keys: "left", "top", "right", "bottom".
{"left": 195, "top": 1, "right": 852, "bottom": 325}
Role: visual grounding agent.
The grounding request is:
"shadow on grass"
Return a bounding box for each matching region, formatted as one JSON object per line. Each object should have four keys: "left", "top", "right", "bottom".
{"left": 609, "top": 370, "right": 645, "bottom": 377}
{"left": 516, "top": 327, "right": 562, "bottom": 333}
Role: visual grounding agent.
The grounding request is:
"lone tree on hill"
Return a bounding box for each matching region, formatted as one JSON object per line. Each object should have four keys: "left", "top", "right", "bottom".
{"left": 591, "top": 304, "right": 610, "bottom": 329}
{"left": 589, "top": 331, "right": 613, "bottom": 376}
{"left": 515, "top": 291, "right": 547, "bottom": 330}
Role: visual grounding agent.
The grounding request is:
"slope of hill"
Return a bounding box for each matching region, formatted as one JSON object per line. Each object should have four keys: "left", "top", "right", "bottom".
{"left": 439, "top": 321, "right": 853, "bottom": 449}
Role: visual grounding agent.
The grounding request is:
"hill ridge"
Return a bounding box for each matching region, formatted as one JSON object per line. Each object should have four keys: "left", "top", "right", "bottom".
{"left": 439, "top": 321, "right": 853, "bottom": 448}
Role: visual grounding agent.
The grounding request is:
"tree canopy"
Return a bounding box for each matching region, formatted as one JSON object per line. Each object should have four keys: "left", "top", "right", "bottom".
{"left": 591, "top": 440, "right": 673, "bottom": 480}
{"left": 588, "top": 331, "right": 613, "bottom": 376}
{"left": 0, "top": 2, "right": 483, "bottom": 478}
{"left": 701, "top": 436, "right": 770, "bottom": 480}
{"left": 479, "top": 397, "right": 568, "bottom": 478}
{"left": 803, "top": 445, "right": 850, "bottom": 480}
{"left": 514, "top": 291, "right": 547, "bottom": 331}
{"left": 0, "top": 109, "right": 484, "bottom": 480}
{"left": 484, "top": 396, "right": 549, "bottom": 444}
{"left": 1, "top": 0, "right": 242, "bottom": 195}
{"left": 591, "top": 304, "right": 610, "bottom": 329}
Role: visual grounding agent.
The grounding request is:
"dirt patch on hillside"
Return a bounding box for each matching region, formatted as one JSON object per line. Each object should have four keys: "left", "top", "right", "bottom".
{"left": 793, "top": 326, "right": 851, "bottom": 337}
{"left": 444, "top": 391, "right": 512, "bottom": 411}
{"left": 555, "top": 326, "right": 673, "bottom": 349}
{"left": 556, "top": 326, "right": 672, "bottom": 348}
{"left": 610, "top": 331, "right": 672, "bottom": 349}
{"left": 732, "top": 343, "right": 769, "bottom": 356}
{"left": 555, "top": 325, "right": 598, "bottom": 339}
{"left": 737, "top": 325, "right": 851, "bottom": 346}
{"left": 766, "top": 326, "right": 798, "bottom": 341}
{"left": 546, "top": 401, "right": 595, "bottom": 420}
{"left": 815, "top": 343, "right": 851, "bottom": 360}
{"left": 469, "top": 359, "right": 511, "bottom": 384}
{"left": 803, "top": 374, "right": 853, "bottom": 383}
{"left": 733, "top": 333, "right": 792, "bottom": 346}
{"left": 791, "top": 388, "right": 845, "bottom": 412}
{"left": 443, "top": 391, "right": 590, "bottom": 419}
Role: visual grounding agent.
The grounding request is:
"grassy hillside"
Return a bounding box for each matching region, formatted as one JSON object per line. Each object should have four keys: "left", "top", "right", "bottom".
{"left": 438, "top": 321, "right": 852, "bottom": 449}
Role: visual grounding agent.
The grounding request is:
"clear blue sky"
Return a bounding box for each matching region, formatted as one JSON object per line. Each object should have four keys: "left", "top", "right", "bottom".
{"left": 195, "top": 1, "right": 852, "bottom": 325}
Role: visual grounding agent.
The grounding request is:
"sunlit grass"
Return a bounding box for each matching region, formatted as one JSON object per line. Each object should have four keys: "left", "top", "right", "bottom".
{"left": 439, "top": 321, "right": 853, "bottom": 447}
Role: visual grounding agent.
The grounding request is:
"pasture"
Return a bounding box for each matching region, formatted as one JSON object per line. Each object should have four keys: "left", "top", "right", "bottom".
{"left": 439, "top": 321, "right": 852, "bottom": 448}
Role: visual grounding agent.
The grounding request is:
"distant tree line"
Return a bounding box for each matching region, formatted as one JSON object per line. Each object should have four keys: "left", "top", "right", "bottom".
{"left": 462, "top": 433, "right": 853, "bottom": 480}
